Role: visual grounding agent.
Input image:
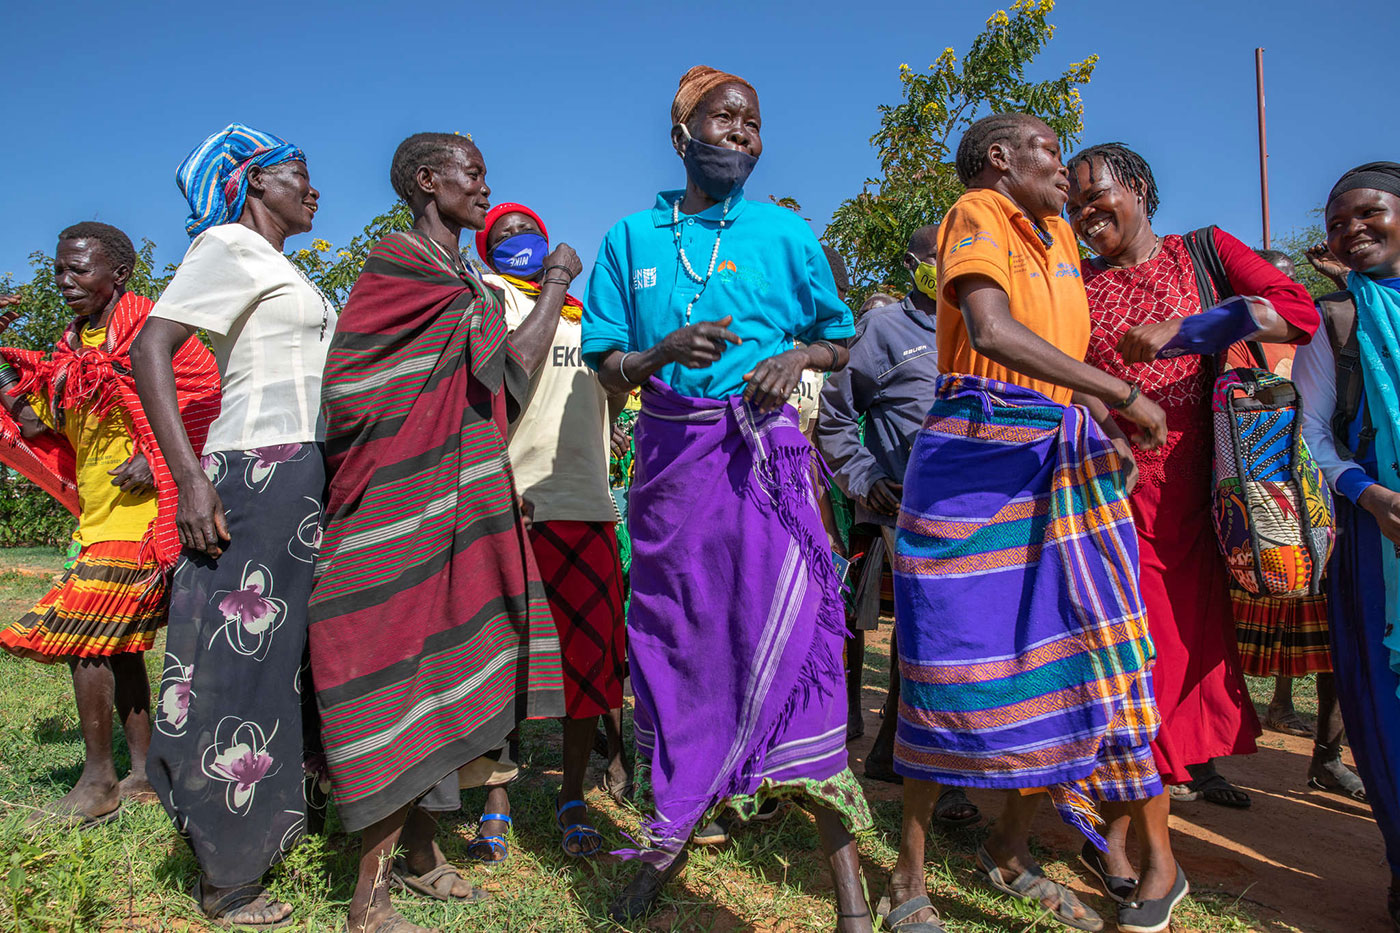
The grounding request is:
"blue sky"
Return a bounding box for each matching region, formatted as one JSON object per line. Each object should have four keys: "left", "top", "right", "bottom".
{"left": 2, "top": 0, "right": 1394, "bottom": 283}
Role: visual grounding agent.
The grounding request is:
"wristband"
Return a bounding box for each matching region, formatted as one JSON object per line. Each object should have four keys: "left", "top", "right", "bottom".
{"left": 0, "top": 359, "right": 19, "bottom": 390}
{"left": 1107, "top": 383, "right": 1140, "bottom": 411}
{"left": 542, "top": 263, "right": 573, "bottom": 279}
{"left": 809, "top": 340, "right": 839, "bottom": 370}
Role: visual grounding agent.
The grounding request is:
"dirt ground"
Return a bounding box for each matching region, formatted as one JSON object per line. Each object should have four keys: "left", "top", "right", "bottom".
{"left": 850, "top": 629, "right": 1389, "bottom": 933}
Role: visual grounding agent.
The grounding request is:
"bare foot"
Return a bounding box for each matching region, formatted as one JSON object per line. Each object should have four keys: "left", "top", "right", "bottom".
{"left": 200, "top": 879, "right": 292, "bottom": 927}
{"left": 118, "top": 774, "right": 157, "bottom": 803}
{"left": 28, "top": 777, "right": 120, "bottom": 827}
{"left": 346, "top": 901, "right": 439, "bottom": 933}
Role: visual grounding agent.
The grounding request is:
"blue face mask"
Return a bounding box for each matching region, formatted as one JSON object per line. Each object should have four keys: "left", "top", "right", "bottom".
{"left": 678, "top": 125, "right": 758, "bottom": 202}
{"left": 491, "top": 232, "right": 548, "bottom": 277}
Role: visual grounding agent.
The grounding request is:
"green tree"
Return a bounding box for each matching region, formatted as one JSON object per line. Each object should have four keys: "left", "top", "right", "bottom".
{"left": 288, "top": 202, "right": 413, "bottom": 306}
{"left": 1275, "top": 214, "right": 1346, "bottom": 299}
{"left": 824, "top": 0, "right": 1096, "bottom": 306}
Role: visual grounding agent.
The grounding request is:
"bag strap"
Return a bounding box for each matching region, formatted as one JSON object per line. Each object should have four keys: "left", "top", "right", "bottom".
{"left": 1182, "top": 226, "right": 1270, "bottom": 372}
{"left": 1318, "top": 290, "right": 1373, "bottom": 461}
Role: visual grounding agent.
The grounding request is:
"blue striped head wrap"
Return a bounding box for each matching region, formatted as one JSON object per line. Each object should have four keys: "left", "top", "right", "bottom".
{"left": 176, "top": 124, "right": 306, "bottom": 238}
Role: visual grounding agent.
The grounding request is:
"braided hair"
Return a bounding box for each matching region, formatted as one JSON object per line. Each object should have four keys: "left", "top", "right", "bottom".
{"left": 1065, "top": 143, "right": 1160, "bottom": 219}
{"left": 390, "top": 132, "right": 477, "bottom": 204}
{"left": 954, "top": 113, "right": 1041, "bottom": 185}
{"left": 57, "top": 221, "right": 136, "bottom": 272}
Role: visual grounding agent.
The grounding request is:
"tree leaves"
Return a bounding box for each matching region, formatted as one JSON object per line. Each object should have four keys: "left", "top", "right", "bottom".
{"left": 824, "top": 0, "right": 1096, "bottom": 308}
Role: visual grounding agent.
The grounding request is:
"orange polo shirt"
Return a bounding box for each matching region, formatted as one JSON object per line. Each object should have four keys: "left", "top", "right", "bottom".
{"left": 936, "top": 188, "right": 1090, "bottom": 405}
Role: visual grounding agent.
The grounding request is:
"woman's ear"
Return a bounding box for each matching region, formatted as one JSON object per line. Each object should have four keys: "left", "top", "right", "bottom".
{"left": 986, "top": 140, "right": 1012, "bottom": 174}
{"left": 671, "top": 123, "right": 691, "bottom": 160}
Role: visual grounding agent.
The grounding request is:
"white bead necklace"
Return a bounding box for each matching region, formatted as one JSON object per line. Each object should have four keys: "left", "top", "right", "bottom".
{"left": 673, "top": 196, "right": 730, "bottom": 324}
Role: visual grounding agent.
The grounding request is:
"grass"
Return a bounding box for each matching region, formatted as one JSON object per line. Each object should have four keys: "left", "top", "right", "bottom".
{"left": 0, "top": 547, "right": 1272, "bottom": 932}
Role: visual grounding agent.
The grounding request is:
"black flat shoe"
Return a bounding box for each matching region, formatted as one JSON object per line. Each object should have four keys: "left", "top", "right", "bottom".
{"left": 692, "top": 815, "right": 731, "bottom": 845}
{"left": 607, "top": 851, "right": 689, "bottom": 922}
{"left": 1079, "top": 841, "right": 1137, "bottom": 905}
{"left": 1116, "top": 865, "right": 1188, "bottom": 933}
{"left": 864, "top": 758, "right": 904, "bottom": 785}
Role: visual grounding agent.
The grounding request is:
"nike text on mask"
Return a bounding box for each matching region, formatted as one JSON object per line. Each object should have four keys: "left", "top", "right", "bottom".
{"left": 492, "top": 232, "right": 548, "bottom": 277}
{"left": 678, "top": 124, "right": 758, "bottom": 202}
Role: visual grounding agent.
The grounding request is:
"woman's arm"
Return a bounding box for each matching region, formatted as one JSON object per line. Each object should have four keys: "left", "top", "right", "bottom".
{"left": 1119, "top": 230, "right": 1319, "bottom": 362}
{"left": 958, "top": 274, "right": 1167, "bottom": 448}
{"left": 1214, "top": 228, "right": 1318, "bottom": 342}
{"left": 509, "top": 244, "right": 583, "bottom": 374}
{"left": 131, "top": 317, "right": 228, "bottom": 557}
{"left": 741, "top": 340, "right": 850, "bottom": 413}
{"left": 596, "top": 317, "right": 743, "bottom": 395}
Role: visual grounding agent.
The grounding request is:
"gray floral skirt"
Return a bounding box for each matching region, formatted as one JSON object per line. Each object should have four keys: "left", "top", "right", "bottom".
{"left": 147, "top": 444, "right": 326, "bottom": 889}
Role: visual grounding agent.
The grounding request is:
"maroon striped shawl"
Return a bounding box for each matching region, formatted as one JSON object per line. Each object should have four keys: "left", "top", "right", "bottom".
{"left": 308, "top": 230, "right": 564, "bottom": 831}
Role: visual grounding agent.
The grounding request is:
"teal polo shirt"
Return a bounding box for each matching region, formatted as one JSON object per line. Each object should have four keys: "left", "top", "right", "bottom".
{"left": 582, "top": 188, "right": 854, "bottom": 400}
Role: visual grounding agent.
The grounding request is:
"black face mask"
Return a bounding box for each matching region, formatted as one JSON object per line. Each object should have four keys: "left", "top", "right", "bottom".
{"left": 679, "top": 125, "right": 758, "bottom": 202}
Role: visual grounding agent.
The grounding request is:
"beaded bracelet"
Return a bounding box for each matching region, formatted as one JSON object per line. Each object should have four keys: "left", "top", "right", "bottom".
{"left": 0, "top": 359, "right": 19, "bottom": 390}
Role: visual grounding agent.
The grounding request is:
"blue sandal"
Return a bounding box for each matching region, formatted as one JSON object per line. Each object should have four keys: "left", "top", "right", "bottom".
{"left": 556, "top": 798, "right": 603, "bottom": 858}
{"left": 466, "top": 812, "right": 511, "bottom": 863}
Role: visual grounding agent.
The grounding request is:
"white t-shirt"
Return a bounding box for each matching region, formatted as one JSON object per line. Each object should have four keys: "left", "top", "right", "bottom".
{"left": 487, "top": 275, "right": 615, "bottom": 524}
{"left": 150, "top": 224, "right": 338, "bottom": 454}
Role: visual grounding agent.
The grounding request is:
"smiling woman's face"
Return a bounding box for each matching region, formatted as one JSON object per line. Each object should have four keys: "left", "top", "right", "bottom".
{"left": 1066, "top": 157, "right": 1148, "bottom": 261}
{"left": 994, "top": 120, "right": 1068, "bottom": 220}
{"left": 1326, "top": 188, "right": 1400, "bottom": 279}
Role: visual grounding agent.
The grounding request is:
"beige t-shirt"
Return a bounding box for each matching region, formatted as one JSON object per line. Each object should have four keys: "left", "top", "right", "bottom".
{"left": 150, "top": 224, "right": 337, "bottom": 454}
{"left": 789, "top": 369, "right": 826, "bottom": 435}
{"left": 488, "top": 275, "right": 615, "bottom": 524}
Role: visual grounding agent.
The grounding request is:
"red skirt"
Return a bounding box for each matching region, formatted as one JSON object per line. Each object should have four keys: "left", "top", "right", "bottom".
{"left": 1233, "top": 589, "right": 1332, "bottom": 677}
{"left": 529, "top": 520, "right": 627, "bottom": 718}
{"left": 1132, "top": 478, "right": 1261, "bottom": 785}
{"left": 1, "top": 539, "right": 168, "bottom": 662}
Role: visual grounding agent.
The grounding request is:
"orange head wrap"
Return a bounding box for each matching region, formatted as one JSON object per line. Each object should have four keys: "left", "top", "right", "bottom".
{"left": 670, "top": 66, "right": 756, "bottom": 127}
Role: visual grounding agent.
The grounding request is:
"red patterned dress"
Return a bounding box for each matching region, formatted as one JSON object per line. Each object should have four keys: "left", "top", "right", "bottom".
{"left": 1081, "top": 233, "right": 1264, "bottom": 783}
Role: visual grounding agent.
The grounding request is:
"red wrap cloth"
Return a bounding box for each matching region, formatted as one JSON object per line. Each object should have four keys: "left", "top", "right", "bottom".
{"left": 0, "top": 292, "right": 221, "bottom": 571}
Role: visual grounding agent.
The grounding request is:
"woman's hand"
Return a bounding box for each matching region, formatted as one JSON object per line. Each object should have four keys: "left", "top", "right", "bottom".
{"left": 541, "top": 244, "right": 582, "bottom": 283}
{"left": 860, "top": 477, "right": 903, "bottom": 516}
{"left": 1360, "top": 485, "right": 1400, "bottom": 546}
{"left": 109, "top": 453, "right": 155, "bottom": 494}
{"left": 610, "top": 422, "right": 632, "bottom": 458}
{"left": 177, "top": 474, "right": 229, "bottom": 558}
{"left": 0, "top": 293, "right": 22, "bottom": 336}
{"left": 1117, "top": 392, "right": 1168, "bottom": 450}
{"left": 659, "top": 315, "right": 741, "bottom": 369}
{"left": 1109, "top": 436, "right": 1140, "bottom": 494}
{"left": 1117, "top": 320, "right": 1183, "bottom": 364}
{"left": 1305, "top": 242, "right": 1351, "bottom": 288}
{"left": 742, "top": 348, "right": 808, "bottom": 412}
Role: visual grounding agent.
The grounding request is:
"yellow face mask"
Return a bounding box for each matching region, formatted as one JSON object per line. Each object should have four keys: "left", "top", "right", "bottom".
{"left": 912, "top": 261, "right": 939, "bottom": 299}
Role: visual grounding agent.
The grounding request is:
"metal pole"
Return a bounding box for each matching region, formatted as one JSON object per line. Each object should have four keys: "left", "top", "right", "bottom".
{"left": 1256, "top": 47, "right": 1271, "bottom": 249}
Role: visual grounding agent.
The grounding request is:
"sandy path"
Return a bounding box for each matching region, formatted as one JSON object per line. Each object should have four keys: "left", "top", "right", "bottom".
{"left": 850, "top": 630, "right": 1388, "bottom": 933}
